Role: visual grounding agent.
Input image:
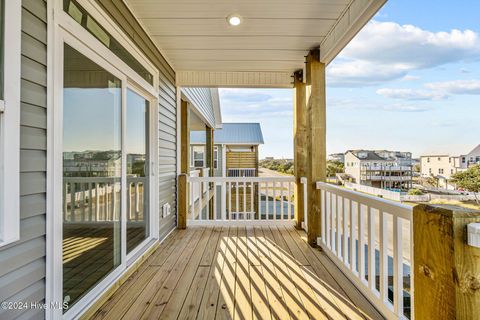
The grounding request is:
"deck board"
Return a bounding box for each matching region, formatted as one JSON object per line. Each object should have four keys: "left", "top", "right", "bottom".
{"left": 91, "top": 225, "right": 384, "bottom": 320}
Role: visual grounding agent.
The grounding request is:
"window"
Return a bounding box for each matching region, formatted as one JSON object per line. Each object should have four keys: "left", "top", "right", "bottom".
{"left": 451, "top": 169, "right": 454, "bottom": 174}
{"left": 192, "top": 146, "right": 205, "bottom": 168}
{"left": 427, "top": 157, "right": 430, "bottom": 163}
{"left": 437, "top": 157, "right": 441, "bottom": 161}
{"left": 439, "top": 168, "right": 444, "bottom": 174}
{"left": 429, "top": 168, "right": 432, "bottom": 174}
{"left": 214, "top": 146, "right": 219, "bottom": 169}
{"left": 462, "top": 157, "right": 466, "bottom": 163}
{"left": 64, "top": 0, "right": 153, "bottom": 85}
{"left": 0, "top": 0, "right": 21, "bottom": 246}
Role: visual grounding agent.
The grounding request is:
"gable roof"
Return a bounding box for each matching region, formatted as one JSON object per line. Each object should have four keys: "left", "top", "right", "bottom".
{"left": 346, "top": 150, "right": 387, "bottom": 161}
{"left": 466, "top": 144, "right": 480, "bottom": 156}
{"left": 191, "top": 123, "right": 264, "bottom": 145}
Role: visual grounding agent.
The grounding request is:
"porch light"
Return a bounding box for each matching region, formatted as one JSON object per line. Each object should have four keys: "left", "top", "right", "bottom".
{"left": 227, "top": 14, "right": 242, "bottom": 26}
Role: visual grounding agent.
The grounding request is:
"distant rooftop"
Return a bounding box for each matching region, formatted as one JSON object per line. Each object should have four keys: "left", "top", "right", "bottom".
{"left": 191, "top": 123, "right": 264, "bottom": 145}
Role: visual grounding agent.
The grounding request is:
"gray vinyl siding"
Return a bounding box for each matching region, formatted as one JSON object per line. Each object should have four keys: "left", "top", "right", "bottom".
{"left": 182, "top": 88, "right": 216, "bottom": 128}
{"left": 0, "top": 1, "right": 47, "bottom": 319}
{"left": 95, "top": 0, "right": 178, "bottom": 239}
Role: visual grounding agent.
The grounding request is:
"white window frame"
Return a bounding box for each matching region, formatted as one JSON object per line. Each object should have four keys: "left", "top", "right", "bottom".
{"left": 0, "top": 1, "right": 22, "bottom": 247}
{"left": 47, "top": 0, "right": 160, "bottom": 318}
{"left": 192, "top": 145, "right": 205, "bottom": 168}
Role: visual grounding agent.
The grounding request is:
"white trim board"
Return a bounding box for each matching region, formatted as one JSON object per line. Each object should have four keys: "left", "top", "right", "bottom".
{"left": 0, "top": 0, "right": 21, "bottom": 247}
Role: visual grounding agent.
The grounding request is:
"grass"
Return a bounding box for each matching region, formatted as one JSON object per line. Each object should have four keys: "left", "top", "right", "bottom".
{"left": 429, "top": 198, "right": 480, "bottom": 210}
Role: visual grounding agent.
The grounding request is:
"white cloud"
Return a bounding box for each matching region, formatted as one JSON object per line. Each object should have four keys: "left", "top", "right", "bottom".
{"left": 425, "top": 79, "right": 480, "bottom": 94}
{"left": 376, "top": 88, "right": 448, "bottom": 100}
{"left": 402, "top": 75, "right": 420, "bottom": 81}
{"left": 328, "top": 21, "right": 480, "bottom": 87}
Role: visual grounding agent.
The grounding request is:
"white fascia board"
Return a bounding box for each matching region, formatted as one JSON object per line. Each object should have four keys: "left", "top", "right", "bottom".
{"left": 320, "top": 0, "right": 387, "bottom": 65}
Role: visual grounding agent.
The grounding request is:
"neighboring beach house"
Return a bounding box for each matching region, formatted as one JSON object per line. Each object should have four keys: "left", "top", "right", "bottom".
{"left": 190, "top": 123, "right": 264, "bottom": 177}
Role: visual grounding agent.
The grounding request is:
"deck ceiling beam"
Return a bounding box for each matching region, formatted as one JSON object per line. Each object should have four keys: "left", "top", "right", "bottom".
{"left": 176, "top": 71, "right": 293, "bottom": 88}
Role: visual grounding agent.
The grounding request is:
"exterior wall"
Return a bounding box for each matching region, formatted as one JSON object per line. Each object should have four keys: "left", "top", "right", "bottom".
{"left": 182, "top": 88, "right": 216, "bottom": 129}
{"left": 0, "top": 1, "right": 48, "bottom": 319}
{"left": 420, "top": 156, "right": 459, "bottom": 178}
{"left": 344, "top": 152, "right": 361, "bottom": 183}
{"left": 96, "top": 1, "right": 178, "bottom": 239}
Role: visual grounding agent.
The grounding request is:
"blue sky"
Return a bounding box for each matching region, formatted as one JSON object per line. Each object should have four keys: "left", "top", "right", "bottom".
{"left": 219, "top": 0, "right": 480, "bottom": 159}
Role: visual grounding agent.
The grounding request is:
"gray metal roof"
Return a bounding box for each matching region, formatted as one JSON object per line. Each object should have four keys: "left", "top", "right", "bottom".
{"left": 190, "top": 123, "right": 264, "bottom": 145}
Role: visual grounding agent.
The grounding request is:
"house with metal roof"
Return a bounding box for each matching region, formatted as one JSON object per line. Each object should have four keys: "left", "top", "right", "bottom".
{"left": 190, "top": 123, "right": 264, "bottom": 177}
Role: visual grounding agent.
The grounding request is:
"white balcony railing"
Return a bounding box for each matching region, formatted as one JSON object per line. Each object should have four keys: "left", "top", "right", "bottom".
{"left": 227, "top": 168, "right": 257, "bottom": 177}
{"left": 63, "top": 176, "right": 146, "bottom": 223}
{"left": 316, "top": 182, "right": 413, "bottom": 320}
{"left": 188, "top": 176, "right": 296, "bottom": 225}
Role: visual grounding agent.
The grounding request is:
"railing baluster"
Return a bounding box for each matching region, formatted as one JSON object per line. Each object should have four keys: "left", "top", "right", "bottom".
{"left": 111, "top": 182, "right": 116, "bottom": 221}
{"left": 243, "top": 181, "right": 247, "bottom": 220}
{"left": 206, "top": 182, "right": 210, "bottom": 221}
{"left": 89, "top": 182, "right": 93, "bottom": 221}
{"left": 81, "top": 183, "right": 86, "bottom": 222}
{"left": 331, "top": 193, "right": 336, "bottom": 253}
{"left": 70, "top": 183, "right": 76, "bottom": 222}
{"left": 95, "top": 183, "right": 99, "bottom": 221}
{"left": 343, "top": 197, "right": 349, "bottom": 266}
{"left": 326, "top": 191, "right": 330, "bottom": 249}
{"left": 379, "top": 211, "right": 388, "bottom": 302}
{"left": 258, "top": 182, "right": 262, "bottom": 220}
{"left": 273, "top": 181, "right": 277, "bottom": 221}
{"left": 213, "top": 182, "right": 217, "bottom": 220}
{"left": 393, "top": 216, "right": 404, "bottom": 316}
{"left": 359, "top": 204, "right": 365, "bottom": 281}
{"left": 228, "top": 181, "right": 232, "bottom": 220}
{"left": 280, "top": 182, "right": 284, "bottom": 221}
{"left": 63, "top": 182, "right": 67, "bottom": 222}
{"left": 235, "top": 182, "right": 239, "bottom": 220}
{"left": 190, "top": 180, "right": 194, "bottom": 220}
{"left": 337, "top": 195, "right": 342, "bottom": 258}
{"left": 287, "top": 182, "right": 290, "bottom": 220}
{"left": 350, "top": 200, "right": 356, "bottom": 273}
{"left": 265, "top": 182, "right": 269, "bottom": 220}
{"left": 250, "top": 181, "right": 254, "bottom": 220}
{"left": 135, "top": 182, "right": 139, "bottom": 221}
{"left": 368, "top": 206, "right": 376, "bottom": 290}
{"left": 321, "top": 189, "right": 325, "bottom": 243}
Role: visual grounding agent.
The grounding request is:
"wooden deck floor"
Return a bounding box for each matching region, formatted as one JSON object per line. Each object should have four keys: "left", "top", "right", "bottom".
{"left": 91, "top": 226, "right": 384, "bottom": 320}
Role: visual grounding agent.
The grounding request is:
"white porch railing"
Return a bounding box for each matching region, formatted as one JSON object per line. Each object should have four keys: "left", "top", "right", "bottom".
{"left": 316, "top": 182, "right": 413, "bottom": 320}
{"left": 188, "top": 176, "right": 295, "bottom": 225}
{"left": 63, "top": 176, "right": 146, "bottom": 223}
{"left": 227, "top": 168, "right": 256, "bottom": 177}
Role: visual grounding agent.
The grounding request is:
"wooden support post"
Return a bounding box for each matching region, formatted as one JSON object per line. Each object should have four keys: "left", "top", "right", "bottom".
{"left": 413, "top": 204, "right": 480, "bottom": 320}
{"left": 254, "top": 145, "right": 259, "bottom": 218}
{"left": 206, "top": 125, "right": 214, "bottom": 219}
{"left": 305, "top": 49, "right": 326, "bottom": 246}
{"left": 293, "top": 70, "right": 307, "bottom": 230}
{"left": 178, "top": 100, "right": 190, "bottom": 229}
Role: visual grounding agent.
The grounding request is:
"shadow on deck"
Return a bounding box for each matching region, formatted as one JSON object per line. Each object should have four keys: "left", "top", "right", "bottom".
{"left": 91, "top": 225, "right": 384, "bottom": 320}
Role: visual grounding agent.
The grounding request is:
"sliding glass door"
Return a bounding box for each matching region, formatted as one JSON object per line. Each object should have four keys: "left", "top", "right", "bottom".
{"left": 62, "top": 44, "right": 153, "bottom": 309}
{"left": 63, "top": 44, "right": 122, "bottom": 306}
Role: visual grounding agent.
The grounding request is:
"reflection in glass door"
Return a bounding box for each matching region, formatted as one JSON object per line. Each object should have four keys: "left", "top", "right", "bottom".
{"left": 126, "top": 89, "right": 150, "bottom": 253}
{"left": 62, "top": 44, "right": 122, "bottom": 308}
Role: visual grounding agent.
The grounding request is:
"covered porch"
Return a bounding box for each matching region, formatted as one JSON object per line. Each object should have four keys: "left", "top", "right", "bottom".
{"left": 91, "top": 225, "right": 382, "bottom": 320}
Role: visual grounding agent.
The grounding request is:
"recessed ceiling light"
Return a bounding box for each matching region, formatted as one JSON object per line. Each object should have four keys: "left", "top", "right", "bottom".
{"left": 227, "top": 14, "right": 242, "bottom": 26}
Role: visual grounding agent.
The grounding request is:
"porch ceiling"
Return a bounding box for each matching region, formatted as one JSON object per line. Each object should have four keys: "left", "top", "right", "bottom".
{"left": 126, "top": 0, "right": 386, "bottom": 87}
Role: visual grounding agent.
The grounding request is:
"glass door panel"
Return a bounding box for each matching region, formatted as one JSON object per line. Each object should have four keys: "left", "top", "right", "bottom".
{"left": 62, "top": 44, "right": 122, "bottom": 308}
{"left": 126, "top": 89, "right": 150, "bottom": 253}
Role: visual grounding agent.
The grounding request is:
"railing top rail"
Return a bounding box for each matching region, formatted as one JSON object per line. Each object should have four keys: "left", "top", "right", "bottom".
{"left": 190, "top": 176, "right": 295, "bottom": 183}
{"left": 316, "top": 181, "right": 413, "bottom": 220}
{"left": 64, "top": 177, "right": 121, "bottom": 182}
